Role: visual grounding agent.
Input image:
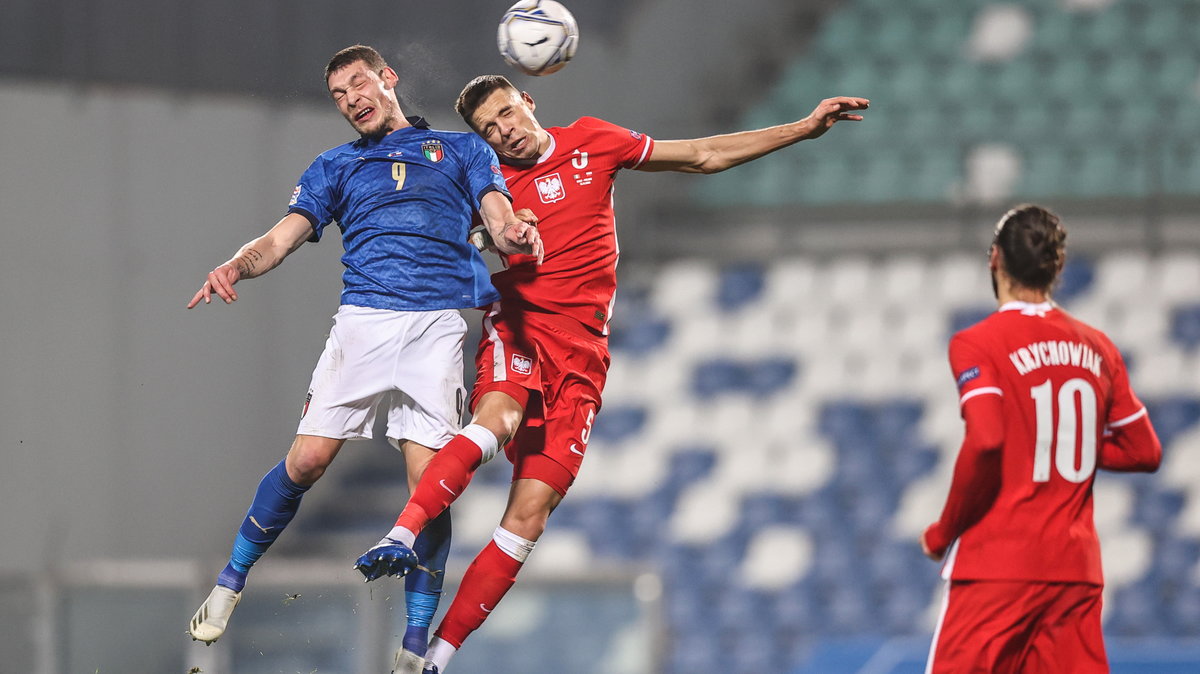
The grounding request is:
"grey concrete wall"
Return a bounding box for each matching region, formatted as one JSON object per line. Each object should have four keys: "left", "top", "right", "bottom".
{"left": 0, "top": 80, "right": 353, "bottom": 571}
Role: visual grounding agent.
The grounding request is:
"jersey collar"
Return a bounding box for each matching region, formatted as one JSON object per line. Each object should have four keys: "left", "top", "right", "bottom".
{"left": 354, "top": 116, "right": 432, "bottom": 148}
{"left": 999, "top": 300, "right": 1054, "bottom": 316}
{"left": 535, "top": 132, "right": 557, "bottom": 165}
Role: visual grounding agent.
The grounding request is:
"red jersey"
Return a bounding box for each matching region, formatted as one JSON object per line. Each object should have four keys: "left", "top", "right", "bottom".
{"left": 938, "top": 301, "right": 1147, "bottom": 584}
{"left": 493, "top": 117, "right": 654, "bottom": 336}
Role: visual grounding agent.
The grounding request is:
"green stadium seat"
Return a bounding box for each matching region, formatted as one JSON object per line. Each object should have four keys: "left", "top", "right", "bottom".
{"left": 908, "top": 150, "right": 960, "bottom": 202}
{"left": 1098, "top": 56, "right": 1153, "bottom": 100}
{"left": 990, "top": 58, "right": 1041, "bottom": 101}
{"left": 1030, "top": 10, "right": 1076, "bottom": 54}
{"left": 1076, "top": 5, "right": 1131, "bottom": 50}
{"left": 920, "top": 11, "right": 972, "bottom": 58}
{"left": 1133, "top": 2, "right": 1196, "bottom": 48}
{"left": 693, "top": 0, "right": 1200, "bottom": 206}
{"left": 1016, "top": 145, "right": 1069, "bottom": 199}
{"left": 1043, "top": 54, "right": 1095, "bottom": 100}
{"left": 1155, "top": 53, "right": 1200, "bottom": 98}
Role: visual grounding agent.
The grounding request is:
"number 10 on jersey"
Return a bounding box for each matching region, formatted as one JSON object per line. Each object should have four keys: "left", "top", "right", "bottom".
{"left": 1031, "top": 378, "right": 1097, "bottom": 483}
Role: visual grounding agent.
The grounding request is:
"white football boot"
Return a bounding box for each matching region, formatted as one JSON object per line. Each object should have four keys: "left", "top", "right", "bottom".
{"left": 189, "top": 585, "right": 242, "bottom": 644}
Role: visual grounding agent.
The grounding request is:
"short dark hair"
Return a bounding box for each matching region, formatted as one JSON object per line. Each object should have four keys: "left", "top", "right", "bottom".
{"left": 993, "top": 204, "right": 1067, "bottom": 291}
{"left": 325, "top": 45, "right": 389, "bottom": 83}
{"left": 455, "top": 75, "right": 520, "bottom": 126}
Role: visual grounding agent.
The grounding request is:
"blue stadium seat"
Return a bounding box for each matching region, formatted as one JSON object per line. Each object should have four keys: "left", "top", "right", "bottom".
{"left": 1108, "top": 581, "right": 1169, "bottom": 637}
{"left": 875, "top": 400, "right": 925, "bottom": 443}
{"left": 715, "top": 589, "right": 773, "bottom": 632}
{"left": 607, "top": 311, "right": 671, "bottom": 356}
{"left": 663, "top": 447, "right": 718, "bottom": 491}
{"left": 740, "top": 494, "right": 799, "bottom": 529}
{"left": 1056, "top": 255, "right": 1095, "bottom": 303}
{"left": 772, "top": 583, "right": 821, "bottom": 632}
{"left": 716, "top": 263, "right": 766, "bottom": 312}
{"left": 1144, "top": 397, "right": 1200, "bottom": 446}
{"left": 824, "top": 583, "right": 873, "bottom": 635}
{"left": 948, "top": 305, "right": 994, "bottom": 336}
{"left": 692, "top": 358, "right": 746, "bottom": 398}
{"left": 1154, "top": 537, "right": 1200, "bottom": 580}
{"left": 819, "top": 401, "right": 874, "bottom": 441}
{"left": 1168, "top": 585, "right": 1200, "bottom": 635}
{"left": 882, "top": 581, "right": 937, "bottom": 635}
{"left": 589, "top": 404, "right": 647, "bottom": 443}
{"left": 1169, "top": 303, "right": 1200, "bottom": 350}
{"left": 891, "top": 445, "right": 940, "bottom": 485}
{"left": 1132, "top": 488, "right": 1186, "bottom": 529}
{"left": 745, "top": 356, "right": 798, "bottom": 398}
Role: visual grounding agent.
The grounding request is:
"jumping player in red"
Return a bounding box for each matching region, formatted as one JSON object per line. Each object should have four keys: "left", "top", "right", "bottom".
{"left": 921, "top": 204, "right": 1163, "bottom": 674}
{"left": 355, "top": 74, "right": 869, "bottom": 674}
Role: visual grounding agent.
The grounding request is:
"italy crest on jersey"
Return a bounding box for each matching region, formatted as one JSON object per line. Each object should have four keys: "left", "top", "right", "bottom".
{"left": 536, "top": 173, "right": 566, "bottom": 203}
{"left": 422, "top": 140, "right": 444, "bottom": 162}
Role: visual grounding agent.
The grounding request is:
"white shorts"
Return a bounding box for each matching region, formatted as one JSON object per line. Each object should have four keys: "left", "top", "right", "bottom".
{"left": 296, "top": 305, "right": 468, "bottom": 449}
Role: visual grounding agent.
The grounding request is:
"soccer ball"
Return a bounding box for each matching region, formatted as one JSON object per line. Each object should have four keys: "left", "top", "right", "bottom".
{"left": 497, "top": 0, "right": 579, "bottom": 76}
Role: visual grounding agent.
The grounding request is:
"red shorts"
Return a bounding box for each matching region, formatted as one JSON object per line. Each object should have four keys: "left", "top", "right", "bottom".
{"left": 928, "top": 580, "right": 1108, "bottom": 674}
{"left": 471, "top": 303, "right": 610, "bottom": 496}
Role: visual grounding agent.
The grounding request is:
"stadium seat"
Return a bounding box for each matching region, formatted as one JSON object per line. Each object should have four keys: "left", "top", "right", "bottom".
{"left": 715, "top": 262, "right": 766, "bottom": 312}
{"left": 1171, "top": 304, "right": 1200, "bottom": 351}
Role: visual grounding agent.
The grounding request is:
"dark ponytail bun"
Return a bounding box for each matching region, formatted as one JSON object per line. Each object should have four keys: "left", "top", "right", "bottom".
{"left": 994, "top": 204, "right": 1066, "bottom": 292}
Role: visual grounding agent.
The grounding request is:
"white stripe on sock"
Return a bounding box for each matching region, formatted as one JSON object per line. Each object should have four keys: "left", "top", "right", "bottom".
{"left": 492, "top": 526, "right": 536, "bottom": 563}
{"left": 460, "top": 423, "right": 500, "bottom": 464}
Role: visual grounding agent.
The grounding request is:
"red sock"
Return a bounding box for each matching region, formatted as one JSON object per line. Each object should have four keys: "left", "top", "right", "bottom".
{"left": 434, "top": 541, "right": 523, "bottom": 647}
{"left": 395, "top": 433, "right": 484, "bottom": 534}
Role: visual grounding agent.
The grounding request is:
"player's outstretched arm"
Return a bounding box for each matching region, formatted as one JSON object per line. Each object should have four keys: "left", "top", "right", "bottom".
{"left": 187, "top": 212, "right": 315, "bottom": 308}
{"left": 638, "top": 96, "right": 870, "bottom": 174}
{"left": 479, "top": 191, "right": 543, "bottom": 263}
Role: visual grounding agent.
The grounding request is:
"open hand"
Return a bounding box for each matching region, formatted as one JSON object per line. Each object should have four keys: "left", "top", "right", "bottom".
{"left": 803, "top": 96, "right": 870, "bottom": 140}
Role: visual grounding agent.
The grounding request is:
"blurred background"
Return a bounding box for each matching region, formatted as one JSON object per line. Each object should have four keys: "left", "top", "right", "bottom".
{"left": 2, "top": 0, "right": 1199, "bottom": 672}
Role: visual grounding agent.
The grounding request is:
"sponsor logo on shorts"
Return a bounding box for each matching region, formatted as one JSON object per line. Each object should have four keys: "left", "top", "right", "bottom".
{"left": 511, "top": 354, "right": 533, "bottom": 375}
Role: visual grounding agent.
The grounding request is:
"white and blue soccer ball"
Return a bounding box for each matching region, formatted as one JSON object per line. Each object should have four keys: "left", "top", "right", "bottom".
{"left": 497, "top": 0, "right": 579, "bottom": 76}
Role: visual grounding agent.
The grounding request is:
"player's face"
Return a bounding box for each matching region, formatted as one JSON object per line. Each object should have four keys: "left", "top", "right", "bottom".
{"left": 327, "top": 62, "right": 402, "bottom": 138}
{"left": 470, "top": 88, "right": 547, "bottom": 163}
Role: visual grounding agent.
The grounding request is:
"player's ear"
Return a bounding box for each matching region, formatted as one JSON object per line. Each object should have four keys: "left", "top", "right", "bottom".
{"left": 988, "top": 245, "right": 1002, "bottom": 273}
{"left": 521, "top": 91, "right": 536, "bottom": 112}
{"left": 380, "top": 67, "right": 400, "bottom": 90}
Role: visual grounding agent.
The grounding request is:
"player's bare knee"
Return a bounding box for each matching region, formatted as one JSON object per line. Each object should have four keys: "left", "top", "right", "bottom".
{"left": 472, "top": 400, "right": 524, "bottom": 445}
{"left": 286, "top": 437, "right": 340, "bottom": 485}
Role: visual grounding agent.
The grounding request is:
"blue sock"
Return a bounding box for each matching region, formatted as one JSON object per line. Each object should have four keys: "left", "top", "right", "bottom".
{"left": 216, "top": 459, "right": 309, "bottom": 592}
{"left": 403, "top": 508, "right": 452, "bottom": 655}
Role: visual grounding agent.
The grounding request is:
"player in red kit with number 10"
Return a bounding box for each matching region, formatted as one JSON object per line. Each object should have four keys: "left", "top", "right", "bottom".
{"left": 355, "top": 74, "right": 869, "bottom": 674}
{"left": 921, "top": 205, "right": 1163, "bottom": 673}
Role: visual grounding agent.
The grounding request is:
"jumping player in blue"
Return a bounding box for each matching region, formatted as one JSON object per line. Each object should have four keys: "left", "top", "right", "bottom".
{"left": 185, "top": 45, "right": 543, "bottom": 657}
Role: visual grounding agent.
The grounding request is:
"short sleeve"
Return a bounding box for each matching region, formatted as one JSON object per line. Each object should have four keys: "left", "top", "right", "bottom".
{"left": 287, "top": 156, "right": 338, "bottom": 242}
{"left": 575, "top": 117, "right": 655, "bottom": 170}
{"left": 949, "top": 331, "right": 1003, "bottom": 413}
{"left": 463, "top": 134, "right": 511, "bottom": 206}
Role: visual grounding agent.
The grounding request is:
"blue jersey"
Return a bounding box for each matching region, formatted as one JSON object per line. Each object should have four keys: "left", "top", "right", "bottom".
{"left": 288, "top": 117, "right": 506, "bottom": 311}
